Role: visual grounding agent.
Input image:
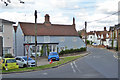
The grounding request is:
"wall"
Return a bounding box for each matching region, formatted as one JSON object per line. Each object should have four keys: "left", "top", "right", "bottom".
{"left": 2, "top": 23, "right": 14, "bottom": 55}
{"left": 23, "top": 36, "right": 86, "bottom": 56}
{"left": 16, "top": 24, "right": 24, "bottom": 56}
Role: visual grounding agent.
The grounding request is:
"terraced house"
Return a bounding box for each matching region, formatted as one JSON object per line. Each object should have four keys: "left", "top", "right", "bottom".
{"left": 0, "top": 19, "right": 15, "bottom": 57}
{"left": 14, "top": 14, "right": 85, "bottom": 56}
{"left": 87, "top": 27, "right": 110, "bottom": 46}
{"left": 109, "top": 24, "right": 119, "bottom": 48}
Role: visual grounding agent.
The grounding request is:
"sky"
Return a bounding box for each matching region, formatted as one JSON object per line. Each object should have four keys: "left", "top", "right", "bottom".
{"left": 0, "top": 0, "right": 119, "bottom": 32}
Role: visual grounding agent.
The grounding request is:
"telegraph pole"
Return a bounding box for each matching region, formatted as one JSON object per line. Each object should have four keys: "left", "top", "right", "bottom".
{"left": 34, "top": 10, "right": 37, "bottom": 67}
{"left": 85, "top": 21, "right": 87, "bottom": 51}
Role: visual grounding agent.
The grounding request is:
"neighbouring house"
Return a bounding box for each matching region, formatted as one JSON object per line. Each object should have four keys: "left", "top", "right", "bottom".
{"left": 0, "top": 19, "right": 15, "bottom": 57}
{"left": 87, "top": 27, "right": 110, "bottom": 46}
{"left": 117, "top": 24, "right": 120, "bottom": 51}
{"left": 15, "top": 14, "right": 85, "bottom": 56}
{"left": 109, "top": 24, "right": 120, "bottom": 49}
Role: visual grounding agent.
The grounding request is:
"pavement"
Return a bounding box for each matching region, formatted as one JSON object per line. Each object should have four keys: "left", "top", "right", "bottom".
{"left": 37, "top": 57, "right": 49, "bottom": 66}
{"left": 2, "top": 47, "right": 118, "bottom": 79}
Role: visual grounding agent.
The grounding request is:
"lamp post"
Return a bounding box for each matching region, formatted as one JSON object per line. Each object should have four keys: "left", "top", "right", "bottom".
{"left": 34, "top": 10, "right": 37, "bottom": 67}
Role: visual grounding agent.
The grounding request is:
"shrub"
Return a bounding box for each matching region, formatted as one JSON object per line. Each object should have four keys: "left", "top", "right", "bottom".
{"left": 4, "top": 54, "right": 14, "bottom": 58}
{"left": 59, "top": 47, "right": 86, "bottom": 55}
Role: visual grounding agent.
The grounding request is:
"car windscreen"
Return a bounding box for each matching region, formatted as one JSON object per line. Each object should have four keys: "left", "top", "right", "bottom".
{"left": 49, "top": 53, "right": 58, "bottom": 56}
{"left": 23, "top": 57, "right": 32, "bottom": 61}
{"left": 6, "top": 59, "right": 16, "bottom": 63}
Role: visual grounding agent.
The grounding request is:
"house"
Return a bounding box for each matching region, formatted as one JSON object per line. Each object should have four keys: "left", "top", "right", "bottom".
{"left": 109, "top": 24, "right": 120, "bottom": 50}
{"left": 87, "top": 27, "right": 110, "bottom": 46}
{"left": 117, "top": 24, "right": 120, "bottom": 51}
{"left": 109, "top": 24, "right": 119, "bottom": 48}
{"left": 0, "top": 19, "right": 15, "bottom": 56}
{"left": 15, "top": 14, "right": 85, "bottom": 56}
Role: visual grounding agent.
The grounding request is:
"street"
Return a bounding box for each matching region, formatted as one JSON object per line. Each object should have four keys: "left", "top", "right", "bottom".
{"left": 2, "top": 47, "right": 118, "bottom": 78}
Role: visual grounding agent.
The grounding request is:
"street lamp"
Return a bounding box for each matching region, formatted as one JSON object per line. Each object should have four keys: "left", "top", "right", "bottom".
{"left": 34, "top": 10, "right": 37, "bottom": 67}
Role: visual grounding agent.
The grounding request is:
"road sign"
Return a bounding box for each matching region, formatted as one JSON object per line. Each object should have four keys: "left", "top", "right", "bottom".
{"left": 25, "top": 44, "right": 30, "bottom": 67}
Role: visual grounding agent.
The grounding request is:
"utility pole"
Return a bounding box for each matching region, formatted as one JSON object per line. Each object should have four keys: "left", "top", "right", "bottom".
{"left": 85, "top": 21, "right": 87, "bottom": 51}
{"left": 34, "top": 10, "right": 37, "bottom": 67}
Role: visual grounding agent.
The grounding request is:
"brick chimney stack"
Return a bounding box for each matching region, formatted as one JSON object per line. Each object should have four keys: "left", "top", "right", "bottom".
{"left": 45, "top": 14, "right": 50, "bottom": 23}
{"left": 104, "top": 27, "right": 106, "bottom": 31}
{"left": 44, "top": 14, "right": 51, "bottom": 26}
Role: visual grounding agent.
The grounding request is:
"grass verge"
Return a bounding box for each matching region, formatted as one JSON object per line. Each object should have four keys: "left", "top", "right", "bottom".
{"left": 2, "top": 54, "right": 86, "bottom": 73}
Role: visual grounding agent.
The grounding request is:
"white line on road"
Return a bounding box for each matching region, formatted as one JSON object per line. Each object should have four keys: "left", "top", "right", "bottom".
{"left": 70, "top": 63, "right": 76, "bottom": 73}
{"left": 73, "top": 61, "right": 81, "bottom": 73}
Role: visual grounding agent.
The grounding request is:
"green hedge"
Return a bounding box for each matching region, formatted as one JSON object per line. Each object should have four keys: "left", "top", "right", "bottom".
{"left": 59, "top": 47, "right": 86, "bottom": 55}
{"left": 4, "top": 54, "right": 14, "bottom": 58}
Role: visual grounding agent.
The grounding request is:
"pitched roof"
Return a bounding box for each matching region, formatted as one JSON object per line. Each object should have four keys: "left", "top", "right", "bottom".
{"left": 19, "top": 22, "right": 79, "bottom": 36}
{"left": 0, "top": 19, "right": 15, "bottom": 24}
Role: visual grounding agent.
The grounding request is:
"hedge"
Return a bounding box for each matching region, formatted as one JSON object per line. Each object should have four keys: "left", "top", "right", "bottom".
{"left": 59, "top": 47, "right": 86, "bottom": 55}
{"left": 4, "top": 54, "right": 14, "bottom": 58}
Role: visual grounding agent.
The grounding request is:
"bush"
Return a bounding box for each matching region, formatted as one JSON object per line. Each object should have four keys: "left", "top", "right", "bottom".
{"left": 4, "top": 54, "right": 14, "bottom": 58}
{"left": 59, "top": 47, "right": 86, "bottom": 55}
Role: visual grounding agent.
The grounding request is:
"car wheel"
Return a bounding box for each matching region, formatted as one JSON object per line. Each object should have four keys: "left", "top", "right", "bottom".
{"left": 23, "top": 64, "right": 27, "bottom": 68}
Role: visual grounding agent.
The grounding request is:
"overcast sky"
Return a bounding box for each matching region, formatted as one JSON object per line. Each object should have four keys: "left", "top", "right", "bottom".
{"left": 0, "top": 0, "right": 119, "bottom": 32}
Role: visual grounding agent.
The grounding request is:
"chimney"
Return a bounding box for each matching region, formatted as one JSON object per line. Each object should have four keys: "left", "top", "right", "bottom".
{"left": 73, "top": 17, "right": 75, "bottom": 25}
{"left": 45, "top": 14, "right": 50, "bottom": 23}
{"left": 104, "top": 27, "right": 106, "bottom": 31}
{"left": 44, "top": 14, "right": 51, "bottom": 26}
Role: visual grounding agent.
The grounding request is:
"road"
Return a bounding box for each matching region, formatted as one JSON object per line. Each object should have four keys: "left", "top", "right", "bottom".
{"left": 2, "top": 47, "right": 118, "bottom": 78}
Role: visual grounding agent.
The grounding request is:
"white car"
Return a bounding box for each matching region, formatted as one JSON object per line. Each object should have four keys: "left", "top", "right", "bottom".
{"left": 15, "top": 56, "right": 35, "bottom": 68}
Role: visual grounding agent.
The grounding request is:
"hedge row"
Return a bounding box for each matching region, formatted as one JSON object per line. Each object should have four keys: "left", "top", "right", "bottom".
{"left": 59, "top": 47, "right": 86, "bottom": 55}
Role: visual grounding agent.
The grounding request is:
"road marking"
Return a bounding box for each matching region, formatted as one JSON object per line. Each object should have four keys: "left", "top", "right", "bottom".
{"left": 70, "top": 63, "right": 76, "bottom": 73}
{"left": 43, "top": 73, "right": 48, "bottom": 75}
{"left": 73, "top": 61, "right": 81, "bottom": 73}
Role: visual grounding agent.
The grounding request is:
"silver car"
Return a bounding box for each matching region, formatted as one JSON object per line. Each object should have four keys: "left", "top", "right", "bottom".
{"left": 15, "top": 56, "right": 35, "bottom": 67}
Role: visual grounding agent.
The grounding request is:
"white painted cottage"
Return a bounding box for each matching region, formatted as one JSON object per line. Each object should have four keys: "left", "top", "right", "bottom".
{"left": 14, "top": 14, "right": 85, "bottom": 56}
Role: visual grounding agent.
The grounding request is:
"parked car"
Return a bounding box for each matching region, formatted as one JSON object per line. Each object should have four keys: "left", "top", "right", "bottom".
{"left": 2, "top": 58, "right": 19, "bottom": 70}
{"left": 15, "top": 56, "right": 35, "bottom": 67}
{"left": 92, "top": 43, "right": 98, "bottom": 46}
{"left": 48, "top": 52, "right": 59, "bottom": 61}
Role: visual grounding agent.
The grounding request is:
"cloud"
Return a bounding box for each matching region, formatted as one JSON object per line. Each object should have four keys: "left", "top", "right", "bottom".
{"left": 0, "top": 0, "right": 119, "bottom": 32}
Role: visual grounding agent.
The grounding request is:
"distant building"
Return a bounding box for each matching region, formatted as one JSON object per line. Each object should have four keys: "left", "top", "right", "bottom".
{"left": 109, "top": 24, "right": 120, "bottom": 49}
{"left": 87, "top": 27, "right": 109, "bottom": 46}
{"left": 0, "top": 19, "right": 15, "bottom": 56}
{"left": 14, "top": 14, "right": 85, "bottom": 56}
{"left": 78, "top": 29, "right": 85, "bottom": 41}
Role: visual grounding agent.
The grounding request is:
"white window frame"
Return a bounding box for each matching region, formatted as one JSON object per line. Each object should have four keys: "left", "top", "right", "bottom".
{"left": 60, "top": 37, "right": 65, "bottom": 42}
{"left": 44, "top": 36, "right": 50, "bottom": 43}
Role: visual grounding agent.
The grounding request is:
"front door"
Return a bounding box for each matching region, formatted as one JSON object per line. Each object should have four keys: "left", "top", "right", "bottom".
{"left": 0, "top": 36, "right": 3, "bottom": 57}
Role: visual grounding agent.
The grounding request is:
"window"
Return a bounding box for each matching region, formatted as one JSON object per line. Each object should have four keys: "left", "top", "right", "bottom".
{"left": 32, "top": 46, "right": 39, "bottom": 53}
{"left": 26, "top": 36, "right": 31, "bottom": 43}
{"left": 91, "top": 36, "right": 92, "bottom": 38}
{"left": 0, "top": 25, "right": 3, "bottom": 32}
{"left": 60, "top": 37, "right": 65, "bottom": 42}
{"left": 53, "top": 45, "right": 56, "bottom": 52}
{"left": 73, "top": 37, "right": 77, "bottom": 42}
{"left": 44, "top": 36, "right": 50, "bottom": 43}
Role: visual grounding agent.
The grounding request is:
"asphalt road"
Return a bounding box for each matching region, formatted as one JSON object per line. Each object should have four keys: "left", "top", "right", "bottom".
{"left": 2, "top": 47, "right": 118, "bottom": 78}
